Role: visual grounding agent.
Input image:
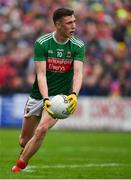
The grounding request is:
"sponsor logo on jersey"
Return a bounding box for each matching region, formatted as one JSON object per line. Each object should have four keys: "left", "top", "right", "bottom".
{"left": 47, "top": 58, "right": 73, "bottom": 73}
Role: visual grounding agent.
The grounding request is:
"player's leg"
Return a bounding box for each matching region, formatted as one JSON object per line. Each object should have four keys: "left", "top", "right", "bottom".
{"left": 19, "top": 96, "right": 43, "bottom": 153}
{"left": 12, "top": 111, "right": 57, "bottom": 172}
{"left": 12, "top": 116, "right": 40, "bottom": 172}
{"left": 12, "top": 96, "right": 43, "bottom": 172}
{"left": 20, "top": 111, "right": 57, "bottom": 163}
{"left": 19, "top": 115, "right": 39, "bottom": 155}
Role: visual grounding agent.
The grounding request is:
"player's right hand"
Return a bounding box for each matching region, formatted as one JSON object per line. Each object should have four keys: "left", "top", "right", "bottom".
{"left": 66, "top": 93, "right": 78, "bottom": 114}
{"left": 43, "top": 98, "right": 55, "bottom": 118}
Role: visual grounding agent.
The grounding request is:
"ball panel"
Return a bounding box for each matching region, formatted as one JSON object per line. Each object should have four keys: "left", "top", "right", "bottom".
{"left": 50, "top": 95, "right": 70, "bottom": 119}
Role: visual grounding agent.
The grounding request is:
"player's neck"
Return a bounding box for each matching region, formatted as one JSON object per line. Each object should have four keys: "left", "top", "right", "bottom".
{"left": 54, "top": 31, "right": 69, "bottom": 43}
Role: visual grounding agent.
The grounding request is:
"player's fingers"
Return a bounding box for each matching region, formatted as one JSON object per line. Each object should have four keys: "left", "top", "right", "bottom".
{"left": 46, "top": 102, "right": 52, "bottom": 108}
{"left": 66, "top": 103, "right": 77, "bottom": 113}
{"left": 48, "top": 109, "right": 54, "bottom": 116}
{"left": 46, "top": 108, "right": 56, "bottom": 119}
{"left": 45, "top": 106, "right": 53, "bottom": 115}
{"left": 65, "top": 95, "right": 71, "bottom": 101}
{"left": 67, "top": 100, "right": 77, "bottom": 110}
{"left": 70, "top": 108, "right": 76, "bottom": 114}
{"left": 69, "top": 104, "right": 77, "bottom": 113}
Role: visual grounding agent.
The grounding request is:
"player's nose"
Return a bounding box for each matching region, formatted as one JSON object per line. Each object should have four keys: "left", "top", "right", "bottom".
{"left": 72, "top": 22, "right": 76, "bottom": 29}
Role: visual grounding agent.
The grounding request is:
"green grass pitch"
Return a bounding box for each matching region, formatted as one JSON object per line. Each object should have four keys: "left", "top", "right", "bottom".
{"left": 0, "top": 129, "right": 131, "bottom": 179}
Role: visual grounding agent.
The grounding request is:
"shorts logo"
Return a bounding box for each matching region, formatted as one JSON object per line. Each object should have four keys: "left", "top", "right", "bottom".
{"left": 26, "top": 108, "right": 30, "bottom": 114}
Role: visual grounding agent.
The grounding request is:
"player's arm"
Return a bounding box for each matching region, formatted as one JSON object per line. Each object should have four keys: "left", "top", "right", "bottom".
{"left": 66, "top": 61, "right": 83, "bottom": 113}
{"left": 35, "top": 61, "right": 48, "bottom": 99}
{"left": 34, "top": 41, "right": 54, "bottom": 118}
{"left": 72, "top": 60, "right": 83, "bottom": 96}
{"left": 34, "top": 40, "right": 49, "bottom": 99}
{"left": 66, "top": 43, "right": 85, "bottom": 114}
{"left": 35, "top": 61, "right": 55, "bottom": 118}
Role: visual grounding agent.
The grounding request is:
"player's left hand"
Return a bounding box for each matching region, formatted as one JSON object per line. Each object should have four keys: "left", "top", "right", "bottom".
{"left": 66, "top": 93, "right": 78, "bottom": 114}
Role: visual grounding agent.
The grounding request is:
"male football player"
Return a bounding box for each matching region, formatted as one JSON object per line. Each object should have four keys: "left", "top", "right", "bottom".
{"left": 12, "top": 7, "right": 85, "bottom": 172}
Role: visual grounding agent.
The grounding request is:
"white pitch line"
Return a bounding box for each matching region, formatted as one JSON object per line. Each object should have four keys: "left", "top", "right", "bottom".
{"left": 24, "top": 163, "right": 131, "bottom": 172}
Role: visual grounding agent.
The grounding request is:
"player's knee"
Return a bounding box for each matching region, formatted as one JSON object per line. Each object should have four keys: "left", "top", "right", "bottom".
{"left": 35, "top": 125, "right": 48, "bottom": 140}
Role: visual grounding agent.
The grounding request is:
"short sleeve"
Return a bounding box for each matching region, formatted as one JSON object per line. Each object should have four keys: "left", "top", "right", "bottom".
{"left": 74, "top": 45, "right": 85, "bottom": 62}
{"left": 34, "top": 41, "right": 47, "bottom": 61}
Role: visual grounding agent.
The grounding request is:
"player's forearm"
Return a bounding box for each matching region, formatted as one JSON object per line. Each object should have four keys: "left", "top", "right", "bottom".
{"left": 35, "top": 61, "right": 49, "bottom": 99}
{"left": 37, "top": 74, "right": 48, "bottom": 98}
{"left": 72, "top": 70, "right": 83, "bottom": 95}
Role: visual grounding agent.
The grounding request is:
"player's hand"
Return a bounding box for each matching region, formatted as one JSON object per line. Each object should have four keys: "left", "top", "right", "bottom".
{"left": 43, "top": 98, "right": 55, "bottom": 118}
{"left": 66, "top": 93, "right": 78, "bottom": 114}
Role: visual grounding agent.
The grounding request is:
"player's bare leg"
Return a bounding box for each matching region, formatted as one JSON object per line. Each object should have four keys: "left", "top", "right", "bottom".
{"left": 12, "top": 111, "right": 57, "bottom": 172}
{"left": 19, "top": 116, "right": 40, "bottom": 155}
{"left": 12, "top": 116, "right": 39, "bottom": 172}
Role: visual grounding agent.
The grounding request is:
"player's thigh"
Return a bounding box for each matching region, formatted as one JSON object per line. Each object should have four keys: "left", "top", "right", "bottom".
{"left": 20, "top": 96, "right": 43, "bottom": 140}
{"left": 20, "top": 115, "right": 40, "bottom": 140}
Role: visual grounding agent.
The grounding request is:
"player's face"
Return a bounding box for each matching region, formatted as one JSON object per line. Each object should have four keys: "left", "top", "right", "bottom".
{"left": 58, "top": 15, "right": 76, "bottom": 38}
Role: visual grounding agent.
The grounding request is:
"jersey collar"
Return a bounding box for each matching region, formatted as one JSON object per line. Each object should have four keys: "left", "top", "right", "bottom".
{"left": 52, "top": 32, "right": 69, "bottom": 45}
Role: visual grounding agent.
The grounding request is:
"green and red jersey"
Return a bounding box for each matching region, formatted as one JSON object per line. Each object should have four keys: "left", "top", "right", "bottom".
{"left": 30, "top": 32, "right": 85, "bottom": 99}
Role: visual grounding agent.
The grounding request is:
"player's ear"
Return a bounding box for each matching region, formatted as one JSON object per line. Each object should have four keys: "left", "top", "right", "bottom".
{"left": 55, "top": 20, "right": 61, "bottom": 29}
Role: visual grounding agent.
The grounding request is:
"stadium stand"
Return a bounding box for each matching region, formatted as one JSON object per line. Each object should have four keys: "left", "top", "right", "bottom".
{"left": 0, "top": 0, "right": 131, "bottom": 96}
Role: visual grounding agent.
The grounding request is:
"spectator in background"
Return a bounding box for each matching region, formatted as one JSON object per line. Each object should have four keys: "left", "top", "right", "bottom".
{"left": 0, "top": 0, "right": 131, "bottom": 96}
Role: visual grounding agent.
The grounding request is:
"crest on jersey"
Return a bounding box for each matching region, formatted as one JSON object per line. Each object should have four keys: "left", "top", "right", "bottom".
{"left": 66, "top": 51, "right": 71, "bottom": 58}
{"left": 48, "top": 50, "right": 53, "bottom": 54}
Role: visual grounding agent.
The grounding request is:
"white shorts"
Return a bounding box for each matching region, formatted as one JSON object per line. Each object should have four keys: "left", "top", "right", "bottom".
{"left": 24, "top": 96, "right": 44, "bottom": 117}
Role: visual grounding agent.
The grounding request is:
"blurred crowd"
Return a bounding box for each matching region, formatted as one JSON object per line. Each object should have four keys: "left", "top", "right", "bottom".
{"left": 0, "top": 0, "right": 131, "bottom": 96}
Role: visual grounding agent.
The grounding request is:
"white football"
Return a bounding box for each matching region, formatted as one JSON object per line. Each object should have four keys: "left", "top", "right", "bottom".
{"left": 50, "top": 95, "right": 70, "bottom": 119}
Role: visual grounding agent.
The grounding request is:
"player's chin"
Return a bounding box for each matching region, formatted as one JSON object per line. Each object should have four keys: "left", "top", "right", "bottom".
{"left": 68, "top": 32, "right": 74, "bottom": 37}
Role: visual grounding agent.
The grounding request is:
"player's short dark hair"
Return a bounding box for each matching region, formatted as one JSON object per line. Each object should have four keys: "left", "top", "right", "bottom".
{"left": 53, "top": 8, "right": 74, "bottom": 24}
